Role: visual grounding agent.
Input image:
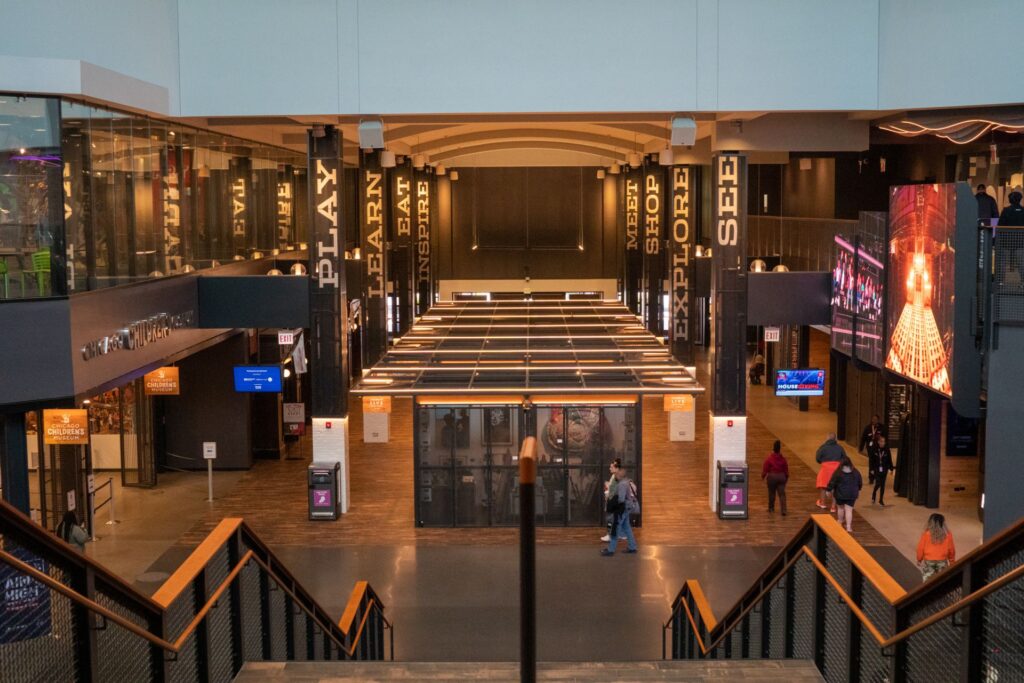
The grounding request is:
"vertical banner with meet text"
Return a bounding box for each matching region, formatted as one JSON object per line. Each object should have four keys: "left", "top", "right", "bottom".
{"left": 415, "top": 167, "right": 433, "bottom": 315}
{"left": 670, "top": 165, "right": 696, "bottom": 365}
{"left": 361, "top": 150, "right": 388, "bottom": 368}
{"left": 643, "top": 163, "right": 664, "bottom": 335}
{"left": 711, "top": 154, "right": 748, "bottom": 415}
{"left": 624, "top": 165, "right": 643, "bottom": 315}
{"left": 392, "top": 162, "right": 415, "bottom": 334}
{"left": 307, "top": 126, "right": 348, "bottom": 418}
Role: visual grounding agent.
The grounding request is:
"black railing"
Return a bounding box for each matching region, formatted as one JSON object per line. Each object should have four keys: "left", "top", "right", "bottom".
{"left": 0, "top": 500, "right": 392, "bottom": 682}
{"left": 664, "top": 513, "right": 1024, "bottom": 682}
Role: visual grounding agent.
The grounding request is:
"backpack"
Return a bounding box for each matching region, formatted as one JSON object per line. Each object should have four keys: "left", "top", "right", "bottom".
{"left": 625, "top": 480, "right": 640, "bottom": 515}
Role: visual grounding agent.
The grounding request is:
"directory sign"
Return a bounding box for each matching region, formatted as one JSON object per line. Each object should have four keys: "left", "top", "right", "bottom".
{"left": 233, "top": 365, "right": 282, "bottom": 393}
{"left": 774, "top": 369, "right": 826, "bottom": 397}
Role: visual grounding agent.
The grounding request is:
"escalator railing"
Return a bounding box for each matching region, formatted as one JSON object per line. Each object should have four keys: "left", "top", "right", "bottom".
{"left": 664, "top": 513, "right": 1024, "bottom": 682}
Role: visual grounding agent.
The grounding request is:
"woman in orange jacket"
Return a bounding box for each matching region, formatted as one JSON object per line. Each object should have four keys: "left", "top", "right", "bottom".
{"left": 916, "top": 513, "right": 955, "bottom": 581}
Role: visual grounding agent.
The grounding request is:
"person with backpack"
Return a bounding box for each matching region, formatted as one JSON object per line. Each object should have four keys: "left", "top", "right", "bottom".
{"left": 815, "top": 432, "right": 845, "bottom": 512}
{"left": 600, "top": 458, "right": 621, "bottom": 543}
{"left": 601, "top": 463, "right": 638, "bottom": 556}
{"left": 827, "top": 456, "right": 863, "bottom": 533}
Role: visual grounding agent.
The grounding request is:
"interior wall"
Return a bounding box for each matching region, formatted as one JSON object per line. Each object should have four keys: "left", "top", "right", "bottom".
{"left": 781, "top": 157, "right": 836, "bottom": 219}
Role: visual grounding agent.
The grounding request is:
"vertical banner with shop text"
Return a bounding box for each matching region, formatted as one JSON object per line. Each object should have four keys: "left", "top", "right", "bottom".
{"left": 624, "top": 165, "right": 643, "bottom": 315}
{"left": 229, "top": 156, "right": 253, "bottom": 256}
{"left": 392, "top": 162, "right": 415, "bottom": 335}
{"left": 361, "top": 149, "right": 388, "bottom": 368}
{"left": 307, "top": 126, "right": 348, "bottom": 418}
{"left": 643, "top": 164, "right": 664, "bottom": 335}
{"left": 711, "top": 153, "right": 748, "bottom": 416}
{"left": 670, "top": 165, "right": 696, "bottom": 365}
{"left": 415, "top": 167, "right": 433, "bottom": 316}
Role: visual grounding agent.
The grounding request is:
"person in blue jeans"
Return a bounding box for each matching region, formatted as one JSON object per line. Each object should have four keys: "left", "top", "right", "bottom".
{"left": 601, "top": 464, "right": 638, "bottom": 556}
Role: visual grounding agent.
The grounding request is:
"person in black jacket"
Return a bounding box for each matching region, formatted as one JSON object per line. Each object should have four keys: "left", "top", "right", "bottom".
{"left": 976, "top": 184, "right": 1000, "bottom": 224}
{"left": 858, "top": 415, "right": 883, "bottom": 456}
{"left": 827, "top": 456, "right": 863, "bottom": 533}
{"left": 998, "top": 190, "right": 1024, "bottom": 227}
{"left": 870, "top": 435, "right": 895, "bottom": 506}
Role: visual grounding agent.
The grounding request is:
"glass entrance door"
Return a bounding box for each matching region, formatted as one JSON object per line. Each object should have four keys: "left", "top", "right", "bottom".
{"left": 120, "top": 379, "right": 156, "bottom": 487}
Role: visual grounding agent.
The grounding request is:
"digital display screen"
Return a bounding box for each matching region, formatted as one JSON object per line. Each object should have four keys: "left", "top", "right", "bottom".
{"left": 854, "top": 212, "right": 886, "bottom": 368}
{"left": 775, "top": 369, "right": 826, "bottom": 396}
{"left": 233, "top": 365, "right": 283, "bottom": 393}
{"left": 885, "top": 185, "right": 955, "bottom": 396}
{"left": 831, "top": 234, "right": 856, "bottom": 357}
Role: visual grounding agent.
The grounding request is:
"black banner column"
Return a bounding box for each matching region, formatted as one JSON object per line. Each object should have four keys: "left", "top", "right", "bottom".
{"left": 277, "top": 164, "right": 295, "bottom": 251}
{"left": 360, "top": 149, "right": 388, "bottom": 369}
{"left": 415, "top": 167, "right": 433, "bottom": 315}
{"left": 308, "top": 126, "right": 350, "bottom": 513}
{"left": 623, "top": 165, "right": 642, "bottom": 315}
{"left": 392, "top": 161, "right": 415, "bottom": 335}
{"left": 643, "top": 163, "right": 664, "bottom": 335}
{"left": 670, "top": 165, "right": 697, "bottom": 365}
{"left": 708, "top": 153, "right": 748, "bottom": 510}
{"left": 229, "top": 156, "right": 253, "bottom": 257}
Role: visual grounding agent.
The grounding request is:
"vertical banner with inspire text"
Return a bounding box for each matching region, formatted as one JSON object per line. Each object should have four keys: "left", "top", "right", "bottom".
{"left": 711, "top": 153, "right": 748, "bottom": 416}
{"left": 360, "top": 149, "right": 388, "bottom": 368}
{"left": 670, "top": 165, "right": 696, "bottom": 365}
{"left": 623, "top": 165, "right": 643, "bottom": 315}
{"left": 415, "top": 167, "right": 433, "bottom": 316}
{"left": 643, "top": 163, "right": 664, "bottom": 335}
{"left": 307, "top": 126, "right": 348, "bottom": 418}
{"left": 392, "top": 162, "right": 415, "bottom": 335}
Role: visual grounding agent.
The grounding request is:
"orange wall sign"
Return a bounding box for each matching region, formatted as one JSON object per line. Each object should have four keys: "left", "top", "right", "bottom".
{"left": 43, "top": 409, "right": 90, "bottom": 445}
{"left": 363, "top": 396, "right": 392, "bottom": 414}
{"left": 663, "top": 394, "right": 694, "bottom": 412}
{"left": 144, "top": 366, "right": 180, "bottom": 395}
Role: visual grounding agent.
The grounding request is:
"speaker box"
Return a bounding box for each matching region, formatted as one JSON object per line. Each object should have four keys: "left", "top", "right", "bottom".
{"left": 358, "top": 120, "right": 384, "bottom": 149}
{"left": 671, "top": 117, "right": 697, "bottom": 146}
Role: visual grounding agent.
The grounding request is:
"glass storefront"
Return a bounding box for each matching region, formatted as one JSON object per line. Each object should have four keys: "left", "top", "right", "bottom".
{"left": 0, "top": 93, "right": 309, "bottom": 300}
{"left": 413, "top": 401, "right": 641, "bottom": 527}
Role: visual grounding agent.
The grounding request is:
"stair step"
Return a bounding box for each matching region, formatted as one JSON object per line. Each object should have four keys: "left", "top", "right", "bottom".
{"left": 235, "top": 660, "right": 824, "bottom": 682}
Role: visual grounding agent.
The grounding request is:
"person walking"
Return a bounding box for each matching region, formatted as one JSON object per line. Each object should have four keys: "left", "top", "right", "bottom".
{"left": 870, "top": 435, "right": 895, "bottom": 506}
{"left": 917, "top": 514, "right": 956, "bottom": 581}
{"left": 600, "top": 458, "right": 621, "bottom": 542}
{"left": 601, "top": 464, "right": 638, "bottom": 556}
{"left": 827, "top": 456, "right": 863, "bottom": 533}
{"left": 858, "top": 415, "right": 883, "bottom": 456}
{"left": 761, "top": 440, "right": 789, "bottom": 515}
{"left": 976, "top": 184, "right": 1000, "bottom": 224}
{"left": 56, "top": 511, "right": 89, "bottom": 553}
{"left": 815, "top": 432, "right": 845, "bottom": 512}
{"left": 998, "top": 189, "right": 1024, "bottom": 227}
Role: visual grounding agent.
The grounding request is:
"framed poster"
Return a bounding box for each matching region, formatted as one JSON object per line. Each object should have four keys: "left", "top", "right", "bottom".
{"left": 483, "top": 407, "right": 513, "bottom": 445}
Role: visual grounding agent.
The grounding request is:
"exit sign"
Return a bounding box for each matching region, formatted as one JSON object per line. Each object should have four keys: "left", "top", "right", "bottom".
{"left": 764, "top": 327, "right": 780, "bottom": 343}
{"left": 278, "top": 331, "right": 294, "bottom": 346}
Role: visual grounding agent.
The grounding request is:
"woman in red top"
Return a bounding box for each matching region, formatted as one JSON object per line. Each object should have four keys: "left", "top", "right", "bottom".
{"left": 762, "top": 440, "right": 790, "bottom": 515}
{"left": 917, "top": 513, "right": 956, "bottom": 581}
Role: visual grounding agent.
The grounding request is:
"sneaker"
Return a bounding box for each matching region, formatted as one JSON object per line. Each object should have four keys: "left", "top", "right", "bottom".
{"left": 625, "top": 549, "right": 638, "bottom": 554}
{"left": 816, "top": 501, "right": 828, "bottom": 509}
{"left": 600, "top": 549, "right": 614, "bottom": 556}
{"left": 830, "top": 506, "right": 837, "bottom": 513}
{"left": 600, "top": 534, "right": 611, "bottom": 542}
{"left": 878, "top": 502, "right": 886, "bottom": 507}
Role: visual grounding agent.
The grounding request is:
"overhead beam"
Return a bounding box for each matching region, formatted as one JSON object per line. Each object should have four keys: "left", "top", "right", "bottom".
{"left": 428, "top": 141, "right": 626, "bottom": 164}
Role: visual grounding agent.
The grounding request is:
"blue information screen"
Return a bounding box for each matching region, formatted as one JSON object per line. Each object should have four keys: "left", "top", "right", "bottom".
{"left": 775, "top": 369, "right": 826, "bottom": 397}
{"left": 233, "top": 365, "right": 282, "bottom": 393}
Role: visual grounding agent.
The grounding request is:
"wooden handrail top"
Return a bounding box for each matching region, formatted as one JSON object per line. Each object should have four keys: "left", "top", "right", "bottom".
{"left": 685, "top": 579, "right": 717, "bottom": 632}
{"left": 339, "top": 580, "right": 369, "bottom": 633}
{"left": 812, "top": 514, "right": 906, "bottom": 603}
{"left": 152, "top": 518, "right": 243, "bottom": 608}
{"left": 519, "top": 436, "right": 537, "bottom": 484}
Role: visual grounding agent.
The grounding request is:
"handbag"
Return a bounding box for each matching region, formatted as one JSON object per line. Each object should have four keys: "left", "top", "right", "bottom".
{"left": 606, "top": 496, "right": 624, "bottom": 514}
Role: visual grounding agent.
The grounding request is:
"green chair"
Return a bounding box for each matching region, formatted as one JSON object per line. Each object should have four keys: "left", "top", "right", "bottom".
{"left": 20, "top": 249, "right": 50, "bottom": 296}
{"left": 0, "top": 258, "right": 8, "bottom": 298}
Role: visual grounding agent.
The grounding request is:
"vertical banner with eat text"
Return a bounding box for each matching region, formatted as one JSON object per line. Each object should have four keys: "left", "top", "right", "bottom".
{"left": 392, "top": 162, "right": 415, "bottom": 335}
{"left": 711, "top": 153, "right": 748, "bottom": 416}
{"left": 623, "top": 165, "right": 643, "bottom": 315}
{"left": 277, "top": 164, "right": 295, "bottom": 250}
{"left": 643, "top": 163, "right": 664, "bottom": 335}
{"left": 307, "top": 126, "right": 348, "bottom": 418}
{"left": 229, "top": 156, "right": 253, "bottom": 256}
{"left": 360, "top": 150, "right": 388, "bottom": 368}
{"left": 415, "top": 167, "right": 433, "bottom": 316}
{"left": 670, "top": 165, "right": 696, "bottom": 365}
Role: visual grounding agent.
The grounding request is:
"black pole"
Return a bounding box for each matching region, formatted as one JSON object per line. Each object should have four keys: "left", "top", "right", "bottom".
{"left": 519, "top": 435, "right": 537, "bottom": 683}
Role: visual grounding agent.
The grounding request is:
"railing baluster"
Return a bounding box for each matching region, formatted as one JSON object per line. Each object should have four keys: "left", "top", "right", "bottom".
{"left": 961, "top": 563, "right": 983, "bottom": 683}
{"left": 812, "top": 533, "right": 827, "bottom": 672}
{"left": 259, "top": 567, "right": 272, "bottom": 660}
{"left": 76, "top": 564, "right": 100, "bottom": 683}
{"left": 285, "top": 593, "right": 296, "bottom": 660}
{"left": 228, "top": 531, "right": 244, "bottom": 673}
{"left": 195, "top": 568, "right": 211, "bottom": 683}
{"left": 848, "top": 563, "right": 863, "bottom": 682}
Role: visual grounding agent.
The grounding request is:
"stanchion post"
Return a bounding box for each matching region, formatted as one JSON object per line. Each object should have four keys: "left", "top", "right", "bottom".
{"left": 518, "top": 435, "right": 537, "bottom": 683}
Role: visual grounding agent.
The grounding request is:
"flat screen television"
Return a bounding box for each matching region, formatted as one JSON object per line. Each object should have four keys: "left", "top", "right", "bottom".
{"left": 775, "top": 369, "right": 826, "bottom": 397}
{"left": 830, "top": 234, "right": 856, "bottom": 356}
{"left": 854, "top": 212, "right": 887, "bottom": 368}
{"left": 233, "top": 365, "right": 283, "bottom": 393}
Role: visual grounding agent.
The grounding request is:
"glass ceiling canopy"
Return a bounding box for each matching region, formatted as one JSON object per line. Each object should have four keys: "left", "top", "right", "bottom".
{"left": 351, "top": 300, "right": 704, "bottom": 396}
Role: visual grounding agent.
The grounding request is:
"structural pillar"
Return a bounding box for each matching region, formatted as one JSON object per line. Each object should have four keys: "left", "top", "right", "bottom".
{"left": 623, "top": 164, "right": 642, "bottom": 315}
{"left": 0, "top": 413, "right": 30, "bottom": 514}
{"left": 360, "top": 149, "right": 388, "bottom": 369}
{"left": 415, "top": 167, "right": 433, "bottom": 315}
{"left": 643, "top": 162, "right": 664, "bottom": 335}
{"left": 708, "top": 153, "right": 748, "bottom": 510}
{"left": 669, "top": 164, "right": 697, "bottom": 364}
{"left": 392, "top": 160, "right": 415, "bottom": 335}
{"left": 307, "top": 126, "right": 351, "bottom": 513}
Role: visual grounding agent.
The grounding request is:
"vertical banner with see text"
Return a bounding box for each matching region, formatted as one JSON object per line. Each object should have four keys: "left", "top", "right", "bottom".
{"left": 307, "top": 126, "right": 348, "bottom": 418}
{"left": 670, "top": 165, "right": 696, "bottom": 365}
{"left": 361, "top": 150, "right": 388, "bottom": 368}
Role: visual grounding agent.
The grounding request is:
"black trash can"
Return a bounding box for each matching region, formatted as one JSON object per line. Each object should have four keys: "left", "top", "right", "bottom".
{"left": 717, "top": 460, "right": 748, "bottom": 520}
{"left": 308, "top": 461, "right": 340, "bottom": 520}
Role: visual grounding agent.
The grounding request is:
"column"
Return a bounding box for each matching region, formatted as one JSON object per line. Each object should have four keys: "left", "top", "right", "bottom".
{"left": 708, "top": 153, "right": 748, "bottom": 510}
{"left": 643, "top": 162, "right": 664, "bottom": 335}
{"left": 0, "top": 413, "right": 30, "bottom": 514}
{"left": 307, "top": 126, "right": 350, "bottom": 514}
{"left": 623, "top": 164, "right": 642, "bottom": 315}
{"left": 229, "top": 156, "right": 253, "bottom": 257}
{"left": 360, "top": 149, "right": 388, "bottom": 368}
{"left": 392, "top": 160, "right": 415, "bottom": 335}
{"left": 415, "top": 167, "right": 433, "bottom": 315}
{"left": 669, "top": 165, "right": 697, "bottom": 366}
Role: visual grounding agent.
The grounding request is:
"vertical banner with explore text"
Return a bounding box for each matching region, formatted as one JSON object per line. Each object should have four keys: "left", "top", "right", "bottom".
{"left": 670, "top": 165, "right": 696, "bottom": 365}
{"left": 361, "top": 149, "right": 388, "bottom": 368}
{"left": 307, "top": 126, "right": 348, "bottom": 418}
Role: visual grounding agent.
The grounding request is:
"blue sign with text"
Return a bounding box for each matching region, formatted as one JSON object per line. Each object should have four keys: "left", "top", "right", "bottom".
{"left": 233, "top": 365, "right": 283, "bottom": 393}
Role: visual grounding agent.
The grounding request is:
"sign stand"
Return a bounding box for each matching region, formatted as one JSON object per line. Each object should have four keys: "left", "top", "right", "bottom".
{"left": 203, "top": 442, "right": 217, "bottom": 501}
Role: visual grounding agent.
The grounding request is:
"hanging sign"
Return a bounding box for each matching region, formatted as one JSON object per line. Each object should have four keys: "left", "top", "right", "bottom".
{"left": 764, "top": 327, "right": 781, "bottom": 343}
{"left": 42, "top": 409, "right": 89, "bottom": 445}
{"left": 663, "top": 395, "right": 695, "bottom": 412}
{"left": 394, "top": 164, "right": 413, "bottom": 247}
{"left": 144, "top": 366, "right": 180, "bottom": 395}
{"left": 363, "top": 396, "right": 392, "bottom": 414}
{"left": 278, "top": 331, "right": 295, "bottom": 346}
{"left": 670, "top": 165, "right": 695, "bottom": 364}
{"left": 283, "top": 403, "right": 306, "bottom": 423}
{"left": 415, "top": 168, "right": 432, "bottom": 315}
{"left": 361, "top": 150, "right": 388, "bottom": 367}
{"left": 624, "top": 166, "right": 643, "bottom": 314}
{"left": 643, "top": 165, "right": 663, "bottom": 333}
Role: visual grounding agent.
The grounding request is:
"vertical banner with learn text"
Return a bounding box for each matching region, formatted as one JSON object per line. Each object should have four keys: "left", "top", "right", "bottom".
{"left": 392, "top": 162, "right": 415, "bottom": 335}
{"left": 307, "top": 126, "right": 348, "bottom": 418}
{"left": 361, "top": 150, "right": 388, "bottom": 368}
{"left": 711, "top": 153, "right": 748, "bottom": 416}
{"left": 415, "top": 167, "right": 433, "bottom": 316}
{"left": 670, "top": 165, "right": 696, "bottom": 365}
{"left": 624, "top": 165, "right": 643, "bottom": 315}
{"left": 643, "top": 164, "right": 664, "bottom": 335}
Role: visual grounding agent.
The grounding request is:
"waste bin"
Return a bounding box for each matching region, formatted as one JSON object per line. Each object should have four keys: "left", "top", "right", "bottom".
{"left": 717, "top": 460, "right": 748, "bottom": 519}
{"left": 308, "top": 461, "right": 340, "bottom": 520}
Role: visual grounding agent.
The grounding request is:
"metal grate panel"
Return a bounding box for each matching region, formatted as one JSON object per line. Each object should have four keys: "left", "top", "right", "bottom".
{"left": 240, "top": 562, "right": 263, "bottom": 662}
{"left": 268, "top": 583, "right": 288, "bottom": 660}
{"left": 792, "top": 560, "right": 815, "bottom": 660}
{"left": 205, "top": 547, "right": 236, "bottom": 683}
{"left": 980, "top": 548, "right": 1024, "bottom": 683}
{"left": 820, "top": 542, "right": 851, "bottom": 682}
{"left": 767, "top": 577, "right": 787, "bottom": 659}
{"left": 166, "top": 583, "right": 201, "bottom": 683}
{"left": 293, "top": 609, "right": 308, "bottom": 661}
{"left": 95, "top": 586, "right": 156, "bottom": 683}
{"left": 858, "top": 582, "right": 893, "bottom": 683}
{"left": 993, "top": 227, "right": 1024, "bottom": 323}
{"left": 903, "top": 579, "right": 962, "bottom": 680}
{"left": 746, "top": 611, "right": 761, "bottom": 660}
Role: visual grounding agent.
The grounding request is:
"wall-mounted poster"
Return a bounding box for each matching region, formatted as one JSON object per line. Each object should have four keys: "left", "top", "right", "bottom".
{"left": 885, "top": 185, "right": 955, "bottom": 396}
{"left": 831, "top": 234, "right": 856, "bottom": 356}
{"left": 854, "top": 212, "right": 887, "bottom": 368}
{"left": 483, "top": 407, "right": 513, "bottom": 445}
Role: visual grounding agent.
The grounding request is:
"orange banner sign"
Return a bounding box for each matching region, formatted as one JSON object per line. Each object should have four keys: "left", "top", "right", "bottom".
{"left": 144, "top": 366, "right": 180, "bottom": 395}
{"left": 363, "top": 396, "right": 392, "bottom": 414}
{"left": 43, "top": 409, "right": 90, "bottom": 445}
{"left": 663, "top": 394, "right": 694, "bottom": 412}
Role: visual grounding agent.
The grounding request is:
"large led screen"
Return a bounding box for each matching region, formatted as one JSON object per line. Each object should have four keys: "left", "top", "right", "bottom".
{"left": 885, "top": 185, "right": 955, "bottom": 396}
{"left": 831, "top": 234, "right": 856, "bottom": 357}
{"left": 854, "top": 212, "right": 886, "bottom": 368}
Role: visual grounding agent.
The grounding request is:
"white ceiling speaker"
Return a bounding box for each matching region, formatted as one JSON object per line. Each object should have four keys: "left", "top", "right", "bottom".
{"left": 412, "top": 154, "right": 426, "bottom": 169}
{"left": 435, "top": 164, "right": 446, "bottom": 176}
{"left": 381, "top": 150, "right": 397, "bottom": 168}
{"left": 671, "top": 117, "right": 697, "bottom": 146}
{"left": 609, "top": 163, "right": 621, "bottom": 174}
{"left": 658, "top": 147, "right": 674, "bottom": 166}
{"left": 596, "top": 169, "right": 606, "bottom": 179}
{"left": 358, "top": 119, "right": 385, "bottom": 149}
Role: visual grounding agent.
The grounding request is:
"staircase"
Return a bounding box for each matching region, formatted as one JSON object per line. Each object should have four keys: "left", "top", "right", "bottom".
{"left": 234, "top": 660, "right": 824, "bottom": 682}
